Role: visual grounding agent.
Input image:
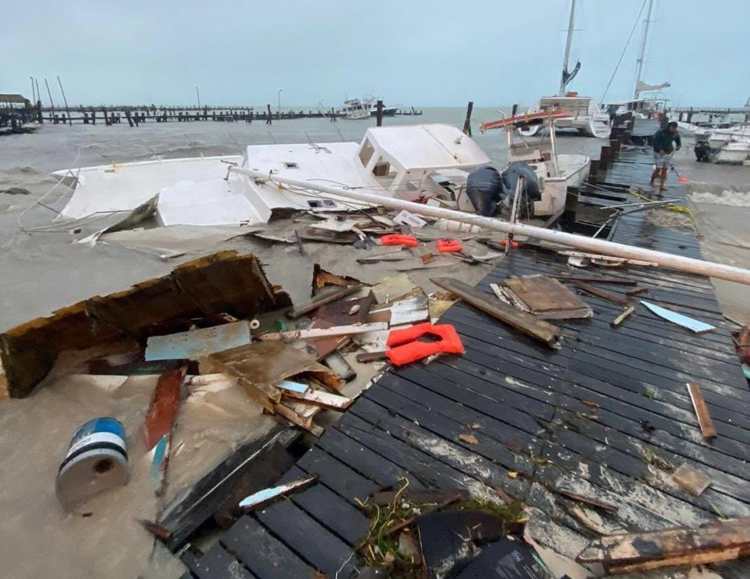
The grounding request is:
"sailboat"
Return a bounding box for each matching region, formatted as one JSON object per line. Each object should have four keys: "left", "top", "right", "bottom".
{"left": 603, "top": 0, "right": 671, "bottom": 120}
{"left": 519, "top": 0, "right": 612, "bottom": 139}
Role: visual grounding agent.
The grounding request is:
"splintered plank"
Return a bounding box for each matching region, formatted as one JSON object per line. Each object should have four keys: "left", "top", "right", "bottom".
{"left": 255, "top": 500, "right": 357, "bottom": 577}
{"left": 221, "top": 515, "right": 315, "bottom": 579}
{"left": 183, "top": 542, "right": 256, "bottom": 579}
{"left": 577, "top": 517, "right": 750, "bottom": 574}
{"left": 571, "top": 280, "right": 630, "bottom": 306}
{"left": 687, "top": 382, "right": 717, "bottom": 440}
{"left": 431, "top": 277, "right": 560, "bottom": 348}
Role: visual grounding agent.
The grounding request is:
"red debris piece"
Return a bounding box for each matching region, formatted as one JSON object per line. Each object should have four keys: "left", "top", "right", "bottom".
{"left": 144, "top": 367, "right": 187, "bottom": 451}
{"left": 385, "top": 322, "right": 464, "bottom": 366}
{"left": 380, "top": 234, "right": 418, "bottom": 248}
{"left": 436, "top": 239, "right": 463, "bottom": 253}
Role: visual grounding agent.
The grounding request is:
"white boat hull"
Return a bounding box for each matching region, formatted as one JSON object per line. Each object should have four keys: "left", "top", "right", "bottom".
{"left": 532, "top": 154, "right": 590, "bottom": 217}
{"left": 518, "top": 96, "right": 611, "bottom": 139}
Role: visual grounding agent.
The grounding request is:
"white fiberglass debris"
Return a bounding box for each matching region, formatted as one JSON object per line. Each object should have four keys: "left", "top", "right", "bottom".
{"left": 641, "top": 301, "right": 716, "bottom": 333}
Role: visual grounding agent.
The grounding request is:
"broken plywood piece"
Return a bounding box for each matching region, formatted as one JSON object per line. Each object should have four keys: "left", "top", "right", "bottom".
{"left": 238, "top": 475, "right": 318, "bottom": 511}
{"left": 558, "top": 250, "right": 658, "bottom": 268}
{"left": 577, "top": 517, "right": 750, "bottom": 574}
{"left": 0, "top": 251, "right": 289, "bottom": 398}
{"left": 145, "top": 321, "right": 252, "bottom": 361}
{"left": 371, "top": 274, "right": 416, "bottom": 304}
{"left": 432, "top": 277, "right": 561, "bottom": 348}
{"left": 672, "top": 463, "right": 712, "bottom": 496}
{"left": 203, "top": 342, "right": 321, "bottom": 412}
{"left": 687, "top": 382, "right": 718, "bottom": 439}
{"left": 503, "top": 275, "right": 593, "bottom": 320}
{"left": 281, "top": 388, "right": 352, "bottom": 410}
{"left": 274, "top": 402, "right": 324, "bottom": 437}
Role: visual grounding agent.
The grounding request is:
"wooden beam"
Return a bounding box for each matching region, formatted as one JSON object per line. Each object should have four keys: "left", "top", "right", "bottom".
{"left": 578, "top": 517, "right": 750, "bottom": 574}
{"left": 431, "top": 277, "right": 560, "bottom": 348}
{"left": 281, "top": 388, "right": 351, "bottom": 410}
{"left": 287, "top": 285, "right": 362, "bottom": 319}
{"left": 572, "top": 281, "right": 630, "bottom": 306}
{"left": 687, "top": 382, "right": 717, "bottom": 439}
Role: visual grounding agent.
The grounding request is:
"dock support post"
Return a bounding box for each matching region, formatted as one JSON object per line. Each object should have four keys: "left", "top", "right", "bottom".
{"left": 463, "top": 101, "right": 474, "bottom": 136}
{"left": 376, "top": 100, "right": 384, "bottom": 127}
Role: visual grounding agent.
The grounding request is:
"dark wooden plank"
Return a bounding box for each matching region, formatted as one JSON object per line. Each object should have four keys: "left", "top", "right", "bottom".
{"left": 163, "top": 428, "right": 297, "bottom": 550}
{"left": 255, "top": 500, "right": 357, "bottom": 577}
{"left": 280, "top": 466, "right": 370, "bottom": 546}
{"left": 221, "top": 515, "right": 315, "bottom": 579}
{"left": 296, "top": 447, "right": 378, "bottom": 502}
{"left": 317, "top": 426, "right": 427, "bottom": 490}
{"left": 346, "top": 397, "right": 529, "bottom": 497}
{"left": 183, "top": 543, "right": 256, "bottom": 579}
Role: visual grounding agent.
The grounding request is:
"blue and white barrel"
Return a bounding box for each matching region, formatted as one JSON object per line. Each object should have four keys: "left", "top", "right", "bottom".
{"left": 56, "top": 417, "right": 130, "bottom": 510}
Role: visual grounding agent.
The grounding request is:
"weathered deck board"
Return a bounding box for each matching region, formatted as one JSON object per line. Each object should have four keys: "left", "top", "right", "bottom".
{"left": 188, "top": 144, "right": 750, "bottom": 577}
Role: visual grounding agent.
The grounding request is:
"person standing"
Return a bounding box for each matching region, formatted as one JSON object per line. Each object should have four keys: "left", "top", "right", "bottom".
{"left": 650, "top": 121, "right": 681, "bottom": 192}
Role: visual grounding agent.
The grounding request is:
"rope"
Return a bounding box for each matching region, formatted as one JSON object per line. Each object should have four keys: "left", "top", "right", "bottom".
{"left": 600, "top": 0, "right": 648, "bottom": 103}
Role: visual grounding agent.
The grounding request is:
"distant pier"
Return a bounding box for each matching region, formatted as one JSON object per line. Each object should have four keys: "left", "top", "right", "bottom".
{"left": 13, "top": 103, "right": 423, "bottom": 127}
{"left": 669, "top": 105, "right": 750, "bottom": 126}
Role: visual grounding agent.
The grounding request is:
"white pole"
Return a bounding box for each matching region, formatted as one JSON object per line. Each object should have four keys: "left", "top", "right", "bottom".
{"left": 560, "top": 0, "right": 577, "bottom": 95}
{"left": 229, "top": 166, "right": 750, "bottom": 286}
{"left": 634, "top": 0, "right": 654, "bottom": 99}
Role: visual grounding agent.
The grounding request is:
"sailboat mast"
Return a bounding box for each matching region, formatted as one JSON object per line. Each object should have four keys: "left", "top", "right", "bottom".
{"left": 634, "top": 0, "right": 655, "bottom": 98}
{"left": 559, "top": 0, "right": 577, "bottom": 95}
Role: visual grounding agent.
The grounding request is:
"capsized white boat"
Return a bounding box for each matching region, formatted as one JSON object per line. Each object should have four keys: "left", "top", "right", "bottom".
{"left": 54, "top": 124, "right": 491, "bottom": 228}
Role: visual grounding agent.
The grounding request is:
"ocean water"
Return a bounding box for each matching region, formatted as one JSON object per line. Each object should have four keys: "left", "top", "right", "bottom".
{"left": 0, "top": 106, "right": 605, "bottom": 172}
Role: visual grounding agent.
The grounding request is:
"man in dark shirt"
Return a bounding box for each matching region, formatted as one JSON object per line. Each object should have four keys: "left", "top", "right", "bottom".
{"left": 650, "top": 121, "right": 682, "bottom": 192}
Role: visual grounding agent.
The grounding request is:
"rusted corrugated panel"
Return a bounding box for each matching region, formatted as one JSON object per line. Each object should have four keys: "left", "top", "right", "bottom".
{"left": 0, "top": 251, "right": 288, "bottom": 398}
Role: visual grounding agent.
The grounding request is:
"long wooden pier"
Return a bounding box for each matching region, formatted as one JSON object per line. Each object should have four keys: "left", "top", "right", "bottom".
{"left": 175, "top": 124, "right": 750, "bottom": 578}
{"left": 19, "top": 103, "right": 423, "bottom": 126}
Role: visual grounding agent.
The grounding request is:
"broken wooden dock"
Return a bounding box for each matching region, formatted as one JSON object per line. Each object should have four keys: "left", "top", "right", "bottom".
{"left": 180, "top": 139, "right": 750, "bottom": 578}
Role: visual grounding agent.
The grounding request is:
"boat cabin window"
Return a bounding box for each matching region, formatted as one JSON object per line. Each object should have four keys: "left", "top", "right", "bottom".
{"left": 358, "top": 139, "right": 374, "bottom": 166}
{"left": 372, "top": 159, "right": 390, "bottom": 177}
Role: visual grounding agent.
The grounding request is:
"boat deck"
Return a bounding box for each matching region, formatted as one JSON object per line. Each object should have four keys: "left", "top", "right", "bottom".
{"left": 181, "top": 148, "right": 750, "bottom": 579}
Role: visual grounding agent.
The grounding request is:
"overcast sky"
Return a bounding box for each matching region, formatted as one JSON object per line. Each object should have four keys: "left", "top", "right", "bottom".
{"left": 2, "top": 0, "right": 747, "bottom": 108}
